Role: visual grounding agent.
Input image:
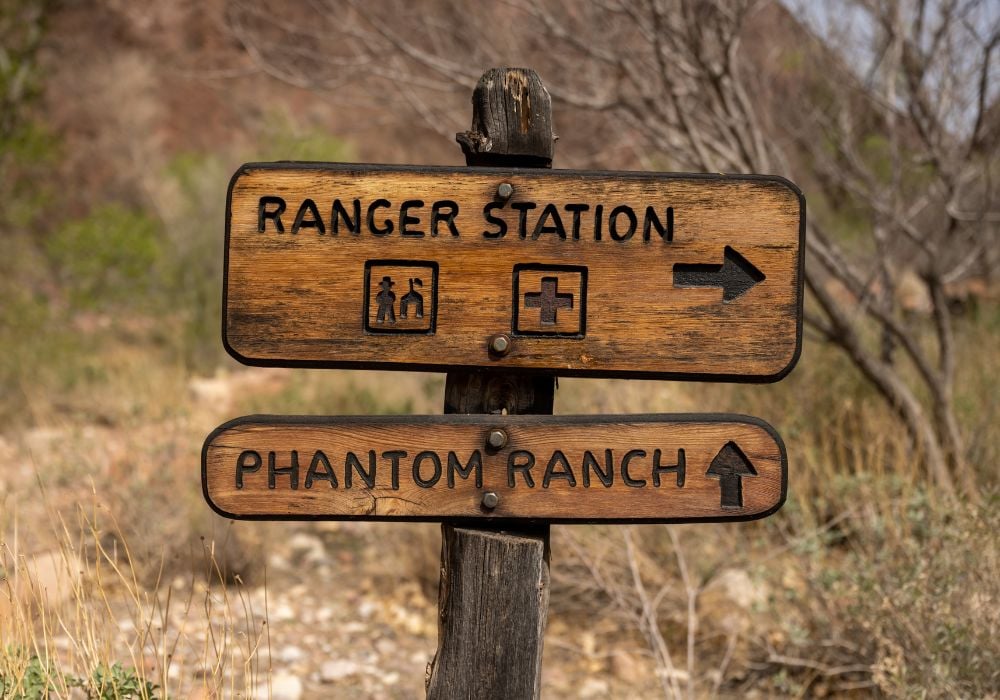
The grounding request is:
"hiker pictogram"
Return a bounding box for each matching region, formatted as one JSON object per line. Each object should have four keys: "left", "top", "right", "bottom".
{"left": 364, "top": 261, "right": 437, "bottom": 334}
{"left": 375, "top": 276, "right": 397, "bottom": 324}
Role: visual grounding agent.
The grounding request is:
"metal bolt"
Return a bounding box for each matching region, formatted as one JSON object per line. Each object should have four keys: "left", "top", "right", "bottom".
{"left": 497, "top": 182, "right": 514, "bottom": 201}
{"left": 481, "top": 491, "right": 499, "bottom": 510}
{"left": 487, "top": 428, "right": 508, "bottom": 450}
{"left": 489, "top": 333, "right": 512, "bottom": 356}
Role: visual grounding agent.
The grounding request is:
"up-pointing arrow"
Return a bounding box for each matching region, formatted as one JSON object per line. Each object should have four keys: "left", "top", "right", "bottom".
{"left": 706, "top": 441, "right": 758, "bottom": 508}
{"left": 673, "top": 246, "right": 765, "bottom": 301}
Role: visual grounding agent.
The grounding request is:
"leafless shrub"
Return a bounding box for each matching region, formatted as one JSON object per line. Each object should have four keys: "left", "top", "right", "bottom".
{"left": 227, "top": 0, "right": 999, "bottom": 500}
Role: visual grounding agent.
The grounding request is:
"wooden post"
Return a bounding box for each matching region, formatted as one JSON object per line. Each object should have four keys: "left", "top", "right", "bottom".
{"left": 425, "top": 67, "right": 555, "bottom": 700}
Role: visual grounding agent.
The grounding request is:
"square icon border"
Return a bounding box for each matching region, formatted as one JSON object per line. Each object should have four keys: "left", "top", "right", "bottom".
{"left": 512, "top": 263, "right": 588, "bottom": 339}
{"left": 363, "top": 259, "right": 439, "bottom": 335}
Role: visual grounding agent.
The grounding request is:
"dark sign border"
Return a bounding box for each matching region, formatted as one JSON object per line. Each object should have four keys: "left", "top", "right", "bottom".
{"left": 202, "top": 412, "right": 788, "bottom": 525}
{"left": 222, "top": 162, "right": 805, "bottom": 383}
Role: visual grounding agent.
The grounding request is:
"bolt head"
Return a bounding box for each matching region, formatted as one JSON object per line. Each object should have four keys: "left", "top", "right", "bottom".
{"left": 481, "top": 491, "right": 499, "bottom": 510}
{"left": 497, "top": 182, "right": 514, "bottom": 200}
{"left": 489, "top": 333, "right": 511, "bottom": 356}
{"left": 487, "top": 428, "right": 508, "bottom": 450}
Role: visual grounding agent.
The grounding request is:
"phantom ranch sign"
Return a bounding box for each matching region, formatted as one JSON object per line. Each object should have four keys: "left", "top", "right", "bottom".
{"left": 224, "top": 163, "right": 804, "bottom": 380}
{"left": 202, "top": 414, "right": 786, "bottom": 522}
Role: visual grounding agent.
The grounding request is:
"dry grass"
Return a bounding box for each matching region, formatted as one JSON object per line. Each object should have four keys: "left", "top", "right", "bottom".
{"left": 545, "top": 315, "right": 1000, "bottom": 697}
{"left": 0, "top": 306, "right": 997, "bottom": 697}
{"left": 1, "top": 493, "right": 268, "bottom": 698}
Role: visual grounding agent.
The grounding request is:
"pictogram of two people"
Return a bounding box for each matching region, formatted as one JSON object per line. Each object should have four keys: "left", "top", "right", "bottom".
{"left": 376, "top": 276, "right": 424, "bottom": 324}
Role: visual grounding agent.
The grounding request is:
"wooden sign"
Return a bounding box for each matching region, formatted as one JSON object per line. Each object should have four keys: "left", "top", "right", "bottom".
{"left": 224, "top": 163, "right": 804, "bottom": 381}
{"left": 202, "top": 414, "right": 786, "bottom": 523}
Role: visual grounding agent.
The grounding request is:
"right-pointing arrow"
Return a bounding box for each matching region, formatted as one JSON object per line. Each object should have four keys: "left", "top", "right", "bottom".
{"left": 673, "top": 246, "right": 766, "bottom": 301}
{"left": 706, "top": 441, "right": 758, "bottom": 508}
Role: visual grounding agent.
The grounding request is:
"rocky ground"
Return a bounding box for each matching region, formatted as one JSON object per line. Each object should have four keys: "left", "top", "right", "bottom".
{"left": 2, "top": 367, "right": 694, "bottom": 699}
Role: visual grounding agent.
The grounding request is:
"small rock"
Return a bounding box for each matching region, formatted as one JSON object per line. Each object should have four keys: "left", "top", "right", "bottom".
{"left": 16, "top": 550, "right": 82, "bottom": 609}
{"left": 374, "top": 637, "right": 397, "bottom": 656}
{"left": 701, "top": 568, "right": 769, "bottom": 633}
{"left": 288, "top": 532, "right": 327, "bottom": 564}
{"left": 279, "top": 645, "right": 304, "bottom": 663}
{"left": 579, "top": 678, "right": 609, "bottom": 698}
{"left": 320, "top": 659, "right": 361, "bottom": 683}
{"left": 358, "top": 599, "right": 378, "bottom": 619}
{"left": 23, "top": 427, "right": 66, "bottom": 455}
{"left": 268, "top": 553, "right": 290, "bottom": 571}
{"left": 271, "top": 602, "right": 296, "bottom": 623}
{"left": 712, "top": 568, "right": 768, "bottom": 610}
{"left": 119, "top": 618, "right": 136, "bottom": 632}
{"left": 611, "top": 652, "right": 641, "bottom": 680}
{"left": 264, "top": 672, "right": 303, "bottom": 700}
{"left": 188, "top": 372, "right": 232, "bottom": 409}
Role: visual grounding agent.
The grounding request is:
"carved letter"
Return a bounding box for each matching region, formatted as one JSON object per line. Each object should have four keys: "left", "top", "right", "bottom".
{"left": 432, "top": 200, "right": 460, "bottom": 236}
{"left": 482, "top": 202, "right": 507, "bottom": 239}
{"left": 448, "top": 451, "right": 483, "bottom": 488}
{"left": 305, "top": 451, "right": 337, "bottom": 488}
{"left": 291, "top": 198, "right": 325, "bottom": 234}
{"left": 268, "top": 451, "right": 299, "bottom": 489}
{"left": 367, "top": 199, "right": 393, "bottom": 235}
{"left": 621, "top": 449, "right": 647, "bottom": 487}
{"left": 507, "top": 450, "right": 536, "bottom": 487}
{"left": 236, "top": 450, "right": 261, "bottom": 488}
{"left": 642, "top": 206, "right": 673, "bottom": 242}
{"left": 652, "top": 448, "right": 686, "bottom": 487}
{"left": 413, "top": 451, "right": 442, "bottom": 488}
{"left": 542, "top": 450, "right": 577, "bottom": 487}
{"left": 400, "top": 199, "right": 425, "bottom": 237}
{"left": 258, "top": 196, "right": 285, "bottom": 233}
{"left": 332, "top": 199, "right": 361, "bottom": 234}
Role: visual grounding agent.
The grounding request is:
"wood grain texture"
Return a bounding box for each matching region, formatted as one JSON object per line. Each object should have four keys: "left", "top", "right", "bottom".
{"left": 224, "top": 164, "right": 804, "bottom": 380}
{"left": 431, "top": 68, "right": 553, "bottom": 700}
{"left": 456, "top": 66, "right": 554, "bottom": 167}
{"left": 201, "top": 414, "right": 786, "bottom": 523}
{"left": 426, "top": 526, "right": 548, "bottom": 699}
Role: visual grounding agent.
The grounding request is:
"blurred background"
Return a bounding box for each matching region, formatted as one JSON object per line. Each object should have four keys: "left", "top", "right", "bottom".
{"left": 0, "top": 0, "right": 997, "bottom": 697}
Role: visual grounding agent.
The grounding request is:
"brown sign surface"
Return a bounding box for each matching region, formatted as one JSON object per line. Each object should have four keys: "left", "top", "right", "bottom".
{"left": 224, "top": 163, "right": 804, "bottom": 381}
{"left": 202, "top": 415, "right": 786, "bottom": 523}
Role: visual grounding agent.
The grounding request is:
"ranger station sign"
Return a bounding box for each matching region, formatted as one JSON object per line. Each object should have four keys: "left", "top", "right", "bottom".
{"left": 223, "top": 163, "right": 804, "bottom": 381}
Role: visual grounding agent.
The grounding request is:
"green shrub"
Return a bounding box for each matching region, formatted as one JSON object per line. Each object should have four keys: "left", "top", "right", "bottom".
{"left": 0, "top": 654, "right": 57, "bottom": 699}
{"left": 0, "top": 653, "right": 158, "bottom": 699}
{"left": 46, "top": 204, "right": 162, "bottom": 310}
{"left": 86, "top": 662, "right": 159, "bottom": 700}
{"left": 156, "top": 121, "right": 353, "bottom": 370}
{"left": 0, "top": 0, "right": 58, "bottom": 230}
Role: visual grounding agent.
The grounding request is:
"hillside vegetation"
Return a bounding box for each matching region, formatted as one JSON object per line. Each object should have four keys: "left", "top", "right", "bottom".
{"left": 1, "top": 1, "right": 997, "bottom": 698}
